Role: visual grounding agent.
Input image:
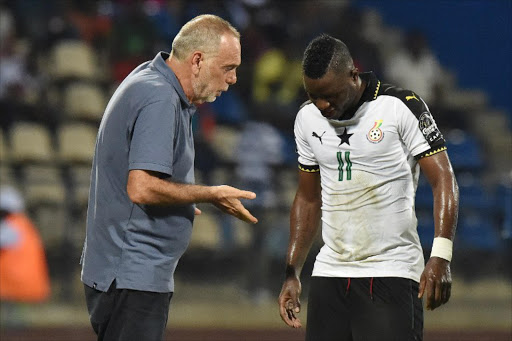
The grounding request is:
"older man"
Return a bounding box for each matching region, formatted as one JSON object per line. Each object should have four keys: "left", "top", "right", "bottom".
{"left": 81, "top": 14, "right": 257, "bottom": 341}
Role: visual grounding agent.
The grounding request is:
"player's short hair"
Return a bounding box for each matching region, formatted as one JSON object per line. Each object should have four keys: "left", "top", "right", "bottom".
{"left": 302, "top": 34, "right": 354, "bottom": 79}
{"left": 171, "top": 14, "right": 240, "bottom": 61}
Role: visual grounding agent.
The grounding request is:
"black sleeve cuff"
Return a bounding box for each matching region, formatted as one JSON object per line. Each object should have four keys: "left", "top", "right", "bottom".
{"left": 298, "top": 163, "right": 320, "bottom": 172}
{"left": 414, "top": 145, "right": 447, "bottom": 160}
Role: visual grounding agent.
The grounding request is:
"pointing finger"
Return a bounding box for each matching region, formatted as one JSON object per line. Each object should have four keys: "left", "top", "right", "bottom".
{"left": 239, "top": 206, "right": 258, "bottom": 224}
{"left": 232, "top": 201, "right": 257, "bottom": 223}
{"left": 239, "top": 190, "right": 256, "bottom": 200}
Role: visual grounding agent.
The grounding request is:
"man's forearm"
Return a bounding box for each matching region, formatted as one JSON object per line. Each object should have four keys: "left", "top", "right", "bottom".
{"left": 143, "top": 180, "right": 216, "bottom": 205}
{"left": 127, "top": 169, "right": 216, "bottom": 205}
{"left": 285, "top": 196, "right": 322, "bottom": 278}
{"left": 432, "top": 176, "right": 459, "bottom": 240}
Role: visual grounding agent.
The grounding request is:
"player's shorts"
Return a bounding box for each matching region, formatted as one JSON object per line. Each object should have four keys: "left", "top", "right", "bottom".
{"left": 306, "top": 277, "right": 423, "bottom": 341}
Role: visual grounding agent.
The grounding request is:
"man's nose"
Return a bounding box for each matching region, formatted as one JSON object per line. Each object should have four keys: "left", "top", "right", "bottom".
{"left": 314, "top": 99, "right": 330, "bottom": 111}
{"left": 226, "top": 70, "right": 237, "bottom": 85}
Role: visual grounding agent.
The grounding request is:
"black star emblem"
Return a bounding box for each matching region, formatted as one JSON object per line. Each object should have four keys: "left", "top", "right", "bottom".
{"left": 337, "top": 128, "right": 353, "bottom": 146}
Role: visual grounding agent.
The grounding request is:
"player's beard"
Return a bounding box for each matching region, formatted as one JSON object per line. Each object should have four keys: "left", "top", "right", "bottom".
{"left": 192, "top": 67, "right": 217, "bottom": 103}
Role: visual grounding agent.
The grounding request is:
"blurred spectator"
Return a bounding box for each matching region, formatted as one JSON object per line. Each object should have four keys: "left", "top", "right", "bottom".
{"left": 109, "top": 0, "right": 159, "bottom": 82}
{"left": 250, "top": 33, "right": 304, "bottom": 132}
{"left": 383, "top": 29, "right": 466, "bottom": 132}
{"left": 0, "top": 5, "right": 42, "bottom": 131}
{"left": 0, "top": 186, "right": 50, "bottom": 327}
{"left": 385, "top": 29, "right": 442, "bottom": 104}
{"left": 66, "top": 0, "right": 112, "bottom": 50}
{"left": 333, "top": 6, "right": 383, "bottom": 76}
{"left": 235, "top": 121, "right": 284, "bottom": 302}
{"left": 143, "top": 0, "right": 185, "bottom": 50}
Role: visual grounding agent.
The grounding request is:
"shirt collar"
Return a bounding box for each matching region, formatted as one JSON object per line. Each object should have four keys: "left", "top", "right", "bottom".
{"left": 359, "top": 71, "right": 381, "bottom": 102}
{"left": 150, "top": 52, "right": 194, "bottom": 108}
{"left": 329, "top": 72, "right": 381, "bottom": 126}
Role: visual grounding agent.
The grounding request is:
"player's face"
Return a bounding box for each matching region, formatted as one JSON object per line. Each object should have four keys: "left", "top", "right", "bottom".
{"left": 192, "top": 34, "right": 240, "bottom": 104}
{"left": 304, "top": 68, "right": 360, "bottom": 120}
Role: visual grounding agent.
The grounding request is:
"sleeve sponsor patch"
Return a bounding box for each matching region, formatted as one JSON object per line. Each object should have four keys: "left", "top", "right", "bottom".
{"left": 418, "top": 111, "right": 444, "bottom": 146}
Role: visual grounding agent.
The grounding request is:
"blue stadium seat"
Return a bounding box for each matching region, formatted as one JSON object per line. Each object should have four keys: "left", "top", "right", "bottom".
{"left": 210, "top": 91, "right": 248, "bottom": 125}
{"left": 444, "top": 129, "right": 484, "bottom": 172}
{"left": 457, "top": 173, "right": 495, "bottom": 210}
{"left": 416, "top": 208, "right": 434, "bottom": 249}
{"left": 457, "top": 211, "right": 501, "bottom": 251}
{"left": 415, "top": 176, "right": 433, "bottom": 210}
{"left": 495, "top": 183, "right": 512, "bottom": 242}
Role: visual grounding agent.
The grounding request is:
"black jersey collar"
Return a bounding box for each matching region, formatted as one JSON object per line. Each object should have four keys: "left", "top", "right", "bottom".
{"left": 335, "top": 72, "right": 380, "bottom": 122}
{"left": 359, "top": 72, "right": 381, "bottom": 102}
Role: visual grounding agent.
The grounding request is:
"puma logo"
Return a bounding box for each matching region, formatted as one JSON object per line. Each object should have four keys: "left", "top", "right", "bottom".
{"left": 406, "top": 93, "right": 419, "bottom": 101}
{"left": 312, "top": 131, "right": 326, "bottom": 144}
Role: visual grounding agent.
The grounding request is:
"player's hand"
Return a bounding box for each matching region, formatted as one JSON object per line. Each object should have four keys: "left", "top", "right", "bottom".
{"left": 212, "top": 185, "right": 258, "bottom": 224}
{"left": 418, "top": 257, "right": 452, "bottom": 310}
{"left": 278, "top": 276, "right": 302, "bottom": 328}
{"left": 194, "top": 207, "right": 202, "bottom": 215}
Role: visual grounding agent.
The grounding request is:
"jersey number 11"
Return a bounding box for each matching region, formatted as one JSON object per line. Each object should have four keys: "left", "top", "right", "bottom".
{"left": 337, "top": 151, "right": 352, "bottom": 181}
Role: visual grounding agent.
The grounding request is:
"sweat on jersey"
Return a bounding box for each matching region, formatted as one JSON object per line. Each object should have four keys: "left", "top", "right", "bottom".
{"left": 295, "top": 72, "right": 446, "bottom": 282}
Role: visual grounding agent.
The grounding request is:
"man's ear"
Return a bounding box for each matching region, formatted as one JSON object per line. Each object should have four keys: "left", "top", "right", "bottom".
{"left": 351, "top": 68, "right": 359, "bottom": 81}
{"left": 191, "top": 51, "right": 203, "bottom": 76}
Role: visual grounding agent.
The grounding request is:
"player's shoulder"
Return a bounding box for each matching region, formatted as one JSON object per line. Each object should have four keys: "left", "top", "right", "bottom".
{"left": 295, "top": 100, "right": 326, "bottom": 133}
{"left": 296, "top": 100, "right": 312, "bottom": 117}
{"left": 296, "top": 100, "right": 321, "bottom": 123}
{"left": 298, "top": 100, "right": 316, "bottom": 113}
{"left": 377, "top": 84, "right": 428, "bottom": 118}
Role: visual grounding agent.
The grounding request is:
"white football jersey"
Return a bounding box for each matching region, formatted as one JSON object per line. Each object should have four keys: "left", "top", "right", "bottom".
{"left": 295, "top": 73, "right": 446, "bottom": 282}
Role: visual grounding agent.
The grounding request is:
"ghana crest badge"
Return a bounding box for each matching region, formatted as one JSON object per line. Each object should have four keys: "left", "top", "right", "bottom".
{"left": 367, "top": 119, "right": 384, "bottom": 143}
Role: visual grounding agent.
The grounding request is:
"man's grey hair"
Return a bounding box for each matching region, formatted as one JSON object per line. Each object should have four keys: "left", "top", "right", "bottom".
{"left": 171, "top": 14, "right": 240, "bottom": 60}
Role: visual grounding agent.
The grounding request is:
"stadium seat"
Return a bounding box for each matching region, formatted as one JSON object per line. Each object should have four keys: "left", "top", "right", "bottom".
{"left": 9, "top": 122, "right": 55, "bottom": 164}
{"left": 210, "top": 91, "right": 248, "bottom": 125}
{"left": 189, "top": 210, "right": 221, "bottom": 250}
{"left": 19, "top": 164, "right": 68, "bottom": 247}
{"left": 444, "top": 129, "right": 484, "bottom": 172}
{"left": 0, "top": 165, "right": 17, "bottom": 186}
{"left": 57, "top": 123, "right": 97, "bottom": 165}
{"left": 21, "top": 165, "right": 66, "bottom": 205}
{"left": 457, "top": 172, "right": 495, "bottom": 210}
{"left": 55, "top": 123, "right": 96, "bottom": 211}
{"left": 210, "top": 125, "right": 240, "bottom": 164}
{"left": 49, "top": 40, "right": 98, "bottom": 81}
{"left": 457, "top": 211, "right": 501, "bottom": 251}
{"left": 277, "top": 168, "right": 298, "bottom": 208}
{"left": 63, "top": 83, "right": 106, "bottom": 122}
{"left": 0, "top": 129, "right": 7, "bottom": 161}
{"left": 31, "top": 204, "right": 67, "bottom": 249}
{"left": 495, "top": 183, "right": 512, "bottom": 242}
{"left": 415, "top": 175, "right": 433, "bottom": 209}
{"left": 416, "top": 208, "right": 434, "bottom": 249}
{"left": 67, "top": 164, "right": 92, "bottom": 209}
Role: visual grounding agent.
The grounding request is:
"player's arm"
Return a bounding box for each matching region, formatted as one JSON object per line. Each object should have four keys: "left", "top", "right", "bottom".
{"left": 127, "top": 169, "right": 258, "bottom": 224}
{"left": 417, "top": 151, "right": 459, "bottom": 310}
{"left": 279, "top": 168, "right": 322, "bottom": 328}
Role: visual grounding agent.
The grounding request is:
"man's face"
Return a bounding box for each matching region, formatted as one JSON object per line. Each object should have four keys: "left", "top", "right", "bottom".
{"left": 192, "top": 34, "right": 241, "bottom": 104}
{"left": 303, "top": 69, "right": 359, "bottom": 120}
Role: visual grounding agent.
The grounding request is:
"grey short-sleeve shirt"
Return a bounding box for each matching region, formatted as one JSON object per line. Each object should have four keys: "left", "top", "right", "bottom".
{"left": 81, "top": 52, "right": 196, "bottom": 293}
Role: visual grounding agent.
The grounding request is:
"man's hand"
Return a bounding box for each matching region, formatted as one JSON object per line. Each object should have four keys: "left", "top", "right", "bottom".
{"left": 212, "top": 185, "right": 258, "bottom": 224}
{"left": 278, "top": 276, "right": 302, "bottom": 328}
{"left": 418, "top": 257, "right": 452, "bottom": 310}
